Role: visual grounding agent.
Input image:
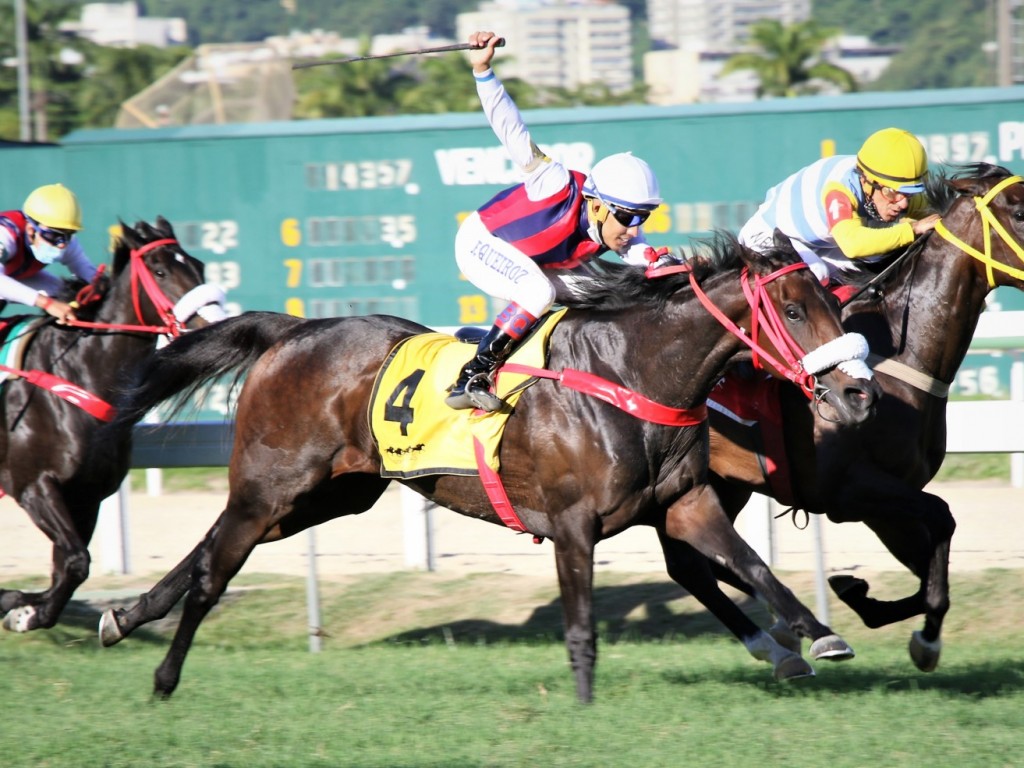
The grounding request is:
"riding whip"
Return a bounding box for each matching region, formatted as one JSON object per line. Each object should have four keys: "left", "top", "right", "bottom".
{"left": 291, "top": 39, "right": 505, "bottom": 70}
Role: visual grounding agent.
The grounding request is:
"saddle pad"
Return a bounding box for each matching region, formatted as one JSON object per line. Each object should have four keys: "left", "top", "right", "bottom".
{"left": 708, "top": 370, "right": 794, "bottom": 505}
{"left": 369, "top": 310, "right": 566, "bottom": 479}
{"left": 0, "top": 318, "right": 47, "bottom": 385}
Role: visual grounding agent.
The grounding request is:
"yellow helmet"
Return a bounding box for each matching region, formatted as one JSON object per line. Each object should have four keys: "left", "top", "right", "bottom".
{"left": 23, "top": 183, "right": 83, "bottom": 231}
{"left": 856, "top": 128, "right": 928, "bottom": 194}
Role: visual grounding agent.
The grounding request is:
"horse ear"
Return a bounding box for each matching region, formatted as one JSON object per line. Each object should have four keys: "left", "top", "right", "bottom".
{"left": 155, "top": 215, "right": 176, "bottom": 239}
{"left": 772, "top": 228, "right": 796, "bottom": 254}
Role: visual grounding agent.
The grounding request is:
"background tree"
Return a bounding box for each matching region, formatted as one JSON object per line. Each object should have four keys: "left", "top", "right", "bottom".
{"left": 75, "top": 44, "right": 190, "bottom": 129}
{"left": 0, "top": 1, "right": 88, "bottom": 141}
{"left": 720, "top": 19, "right": 858, "bottom": 98}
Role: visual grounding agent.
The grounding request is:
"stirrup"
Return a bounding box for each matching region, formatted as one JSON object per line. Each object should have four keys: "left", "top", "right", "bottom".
{"left": 445, "top": 372, "right": 505, "bottom": 412}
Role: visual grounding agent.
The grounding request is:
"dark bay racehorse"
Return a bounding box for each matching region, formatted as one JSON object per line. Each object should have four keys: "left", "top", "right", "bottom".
{"left": 703, "top": 164, "right": 1024, "bottom": 672}
{"left": 0, "top": 217, "right": 226, "bottom": 633}
{"left": 99, "top": 236, "right": 878, "bottom": 702}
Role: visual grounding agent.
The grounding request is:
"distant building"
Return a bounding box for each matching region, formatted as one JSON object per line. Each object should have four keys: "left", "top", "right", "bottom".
{"left": 68, "top": 2, "right": 187, "bottom": 48}
{"left": 648, "top": 0, "right": 810, "bottom": 51}
{"left": 456, "top": 1, "right": 635, "bottom": 94}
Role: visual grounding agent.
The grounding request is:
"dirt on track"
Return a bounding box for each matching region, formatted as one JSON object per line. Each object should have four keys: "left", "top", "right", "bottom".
{"left": 2, "top": 479, "right": 1022, "bottom": 588}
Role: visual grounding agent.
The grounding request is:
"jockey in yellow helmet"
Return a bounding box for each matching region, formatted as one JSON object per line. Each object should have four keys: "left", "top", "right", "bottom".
{"left": 739, "top": 127, "right": 940, "bottom": 284}
{"left": 0, "top": 183, "right": 98, "bottom": 324}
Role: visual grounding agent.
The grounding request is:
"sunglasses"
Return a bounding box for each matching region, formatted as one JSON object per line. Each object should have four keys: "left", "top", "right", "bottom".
{"left": 29, "top": 219, "right": 75, "bottom": 247}
{"left": 604, "top": 202, "right": 652, "bottom": 228}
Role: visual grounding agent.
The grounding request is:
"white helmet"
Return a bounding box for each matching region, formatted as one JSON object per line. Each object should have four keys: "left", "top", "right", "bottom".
{"left": 582, "top": 152, "right": 662, "bottom": 212}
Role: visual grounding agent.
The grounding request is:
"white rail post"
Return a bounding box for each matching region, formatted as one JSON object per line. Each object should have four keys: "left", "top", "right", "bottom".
{"left": 98, "top": 478, "right": 132, "bottom": 574}
{"left": 1012, "top": 360, "right": 1024, "bottom": 488}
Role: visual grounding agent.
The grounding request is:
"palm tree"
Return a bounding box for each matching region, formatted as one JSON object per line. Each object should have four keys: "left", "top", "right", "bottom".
{"left": 720, "top": 19, "right": 858, "bottom": 98}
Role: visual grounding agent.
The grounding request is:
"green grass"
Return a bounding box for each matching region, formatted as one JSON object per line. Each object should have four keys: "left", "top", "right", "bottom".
{"left": 128, "top": 466, "right": 228, "bottom": 493}
{"left": 934, "top": 453, "right": 1010, "bottom": 482}
{"left": 1, "top": 569, "right": 1022, "bottom": 767}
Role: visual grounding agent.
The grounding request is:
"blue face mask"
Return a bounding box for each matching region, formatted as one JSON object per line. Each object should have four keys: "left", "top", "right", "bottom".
{"left": 32, "top": 239, "right": 62, "bottom": 265}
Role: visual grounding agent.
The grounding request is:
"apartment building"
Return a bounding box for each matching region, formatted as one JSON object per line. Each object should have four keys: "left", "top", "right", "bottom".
{"left": 456, "top": 1, "right": 634, "bottom": 94}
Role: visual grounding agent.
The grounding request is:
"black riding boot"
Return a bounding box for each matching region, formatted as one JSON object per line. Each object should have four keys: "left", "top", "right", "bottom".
{"left": 445, "top": 325, "right": 519, "bottom": 412}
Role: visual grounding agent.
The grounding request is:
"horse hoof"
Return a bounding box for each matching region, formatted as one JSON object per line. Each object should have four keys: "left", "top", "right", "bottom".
{"left": 809, "top": 634, "right": 855, "bottom": 661}
{"left": 768, "top": 619, "right": 802, "bottom": 655}
{"left": 909, "top": 630, "right": 941, "bottom": 672}
{"left": 98, "top": 609, "right": 125, "bottom": 647}
{"left": 827, "top": 574, "right": 868, "bottom": 600}
{"left": 3, "top": 605, "right": 37, "bottom": 633}
{"left": 774, "top": 653, "right": 815, "bottom": 682}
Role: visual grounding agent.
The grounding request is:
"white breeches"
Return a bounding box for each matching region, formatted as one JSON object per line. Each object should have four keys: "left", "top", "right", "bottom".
{"left": 456, "top": 212, "right": 592, "bottom": 319}
{"left": 739, "top": 213, "right": 832, "bottom": 285}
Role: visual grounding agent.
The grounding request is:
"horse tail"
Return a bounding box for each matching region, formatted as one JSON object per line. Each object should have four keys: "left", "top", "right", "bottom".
{"left": 112, "top": 311, "right": 304, "bottom": 430}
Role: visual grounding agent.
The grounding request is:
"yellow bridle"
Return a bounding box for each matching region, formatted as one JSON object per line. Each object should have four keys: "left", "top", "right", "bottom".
{"left": 934, "top": 174, "right": 1024, "bottom": 288}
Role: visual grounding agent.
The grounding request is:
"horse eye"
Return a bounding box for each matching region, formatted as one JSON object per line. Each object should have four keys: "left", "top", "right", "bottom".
{"left": 1014, "top": 209, "right": 1024, "bottom": 222}
{"left": 153, "top": 269, "right": 166, "bottom": 278}
{"left": 785, "top": 306, "right": 801, "bottom": 321}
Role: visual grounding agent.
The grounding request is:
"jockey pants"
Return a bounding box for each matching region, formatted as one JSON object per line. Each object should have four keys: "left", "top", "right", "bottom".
{"left": 455, "top": 212, "right": 595, "bottom": 319}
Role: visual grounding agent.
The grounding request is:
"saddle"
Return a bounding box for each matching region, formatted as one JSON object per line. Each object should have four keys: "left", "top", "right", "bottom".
{"left": 0, "top": 317, "right": 49, "bottom": 385}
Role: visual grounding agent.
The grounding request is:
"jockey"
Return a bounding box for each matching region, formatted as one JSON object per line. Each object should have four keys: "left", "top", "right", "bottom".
{"left": 0, "top": 183, "right": 98, "bottom": 324}
{"left": 738, "top": 127, "right": 941, "bottom": 285}
{"left": 446, "top": 30, "right": 668, "bottom": 412}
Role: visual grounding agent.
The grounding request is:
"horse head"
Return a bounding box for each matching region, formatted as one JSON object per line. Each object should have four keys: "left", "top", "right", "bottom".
{"left": 102, "top": 216, "right": 228, "bottom": 337}
{"left": 933, "top": 163, "right": 1024, "bottom": 292}
{"left": 711, "top": 234, "right": 880, "bottom": 426}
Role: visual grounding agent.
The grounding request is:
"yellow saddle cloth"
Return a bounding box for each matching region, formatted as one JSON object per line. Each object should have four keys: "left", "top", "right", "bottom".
{"left": 369, "top": 310, "right": 566, "bottom": 479}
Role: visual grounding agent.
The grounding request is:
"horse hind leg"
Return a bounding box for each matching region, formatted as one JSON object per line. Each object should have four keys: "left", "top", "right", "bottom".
{"left": 99, "top": 535, "right": 209, "bottom": 647}
{"left": 152, "top": 505, "right": 270, "bottom": 698}
{"left": 658, "top": 531, "right": 813, "bottom": 681}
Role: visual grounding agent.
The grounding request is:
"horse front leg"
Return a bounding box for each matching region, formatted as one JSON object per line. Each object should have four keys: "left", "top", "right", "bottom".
{"left": 656, "top": 530, "right": 813, "bottom": 681}
{"left": 826, "top": 488, "right": 954, "bottom": 672}
{"left": 552, "top": 517, "right": 599, "bottom": 704}
{"left": 665, "top": 485, "right": 854, "bottom": 663}
{"left": 1, "top": 491, "right": 94, "bottom": 632}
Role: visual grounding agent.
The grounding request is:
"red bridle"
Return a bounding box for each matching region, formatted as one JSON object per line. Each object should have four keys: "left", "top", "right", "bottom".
{"left": 648, "top": 261, "right": 817, "bottom": 395}
{"left": 68, "top": 238, "right": 187, "bottom": 338}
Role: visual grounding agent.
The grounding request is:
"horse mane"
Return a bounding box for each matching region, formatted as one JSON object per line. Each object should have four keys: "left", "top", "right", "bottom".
{"left": 558, "top": 232, "right": 787, "bottom": 312}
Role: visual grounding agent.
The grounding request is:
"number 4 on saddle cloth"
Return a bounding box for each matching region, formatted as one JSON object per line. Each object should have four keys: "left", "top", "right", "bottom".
{"left": 369, "top": 309, "right": 567, "bottom": 479}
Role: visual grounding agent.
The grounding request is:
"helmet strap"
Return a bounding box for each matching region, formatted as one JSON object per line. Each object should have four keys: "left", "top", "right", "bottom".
{"left": 585, "top": 197, "right": 607, "bottom": 245}
{"left": 859, "top": 175, "right": 885, "bottom": 222}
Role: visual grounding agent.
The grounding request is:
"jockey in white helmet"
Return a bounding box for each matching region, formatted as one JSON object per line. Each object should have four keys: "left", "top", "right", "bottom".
{"left": 447, "top": 31, "right": 667, "bottom": 412}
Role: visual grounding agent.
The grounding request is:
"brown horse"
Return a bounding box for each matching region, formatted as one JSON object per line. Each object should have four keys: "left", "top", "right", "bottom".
{"left": 702, "top": 164, "right": 1024, "bottom": 672}
{"left": 99, "top": 235, "right": 878, "bottom": 702}
{"left": 0, "top": 217, "right": 225, "bottom": 633}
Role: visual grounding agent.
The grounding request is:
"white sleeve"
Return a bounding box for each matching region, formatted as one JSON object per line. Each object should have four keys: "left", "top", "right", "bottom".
{"left": 475, "top": 69, "right": 569, "bottom": 202}
{"left": 57, "top": 239, "right": 98, "bottom": 282}
{"left": 0, "top": 271, "right": 46, "bottom": 306}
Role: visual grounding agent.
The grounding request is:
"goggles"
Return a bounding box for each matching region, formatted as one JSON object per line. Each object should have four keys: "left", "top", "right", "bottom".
{"left": 29, "top": 218, "right": 75, "bottom": 247}
{"left": 869, "top": 180, "right": 921, "bottom": 203}
{"left": 601, "top": 199, "right": 652, "bottom": 228}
